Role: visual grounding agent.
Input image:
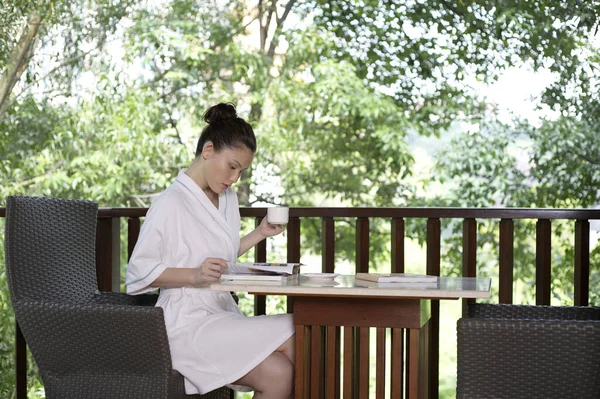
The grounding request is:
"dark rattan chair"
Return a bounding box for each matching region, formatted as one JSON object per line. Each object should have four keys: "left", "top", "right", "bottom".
{"left": 4, "top": 196, "right": 233, "bottom": 399}
{"left": 457, "top": 303, "right": 600, "bottom": 398}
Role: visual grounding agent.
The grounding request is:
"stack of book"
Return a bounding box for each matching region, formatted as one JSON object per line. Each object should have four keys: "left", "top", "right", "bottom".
{"left": 355, "top": 273, "right": 439, "bottom": 288}
{"left": 220, "top": 262, "right": 302, "bottom": 283}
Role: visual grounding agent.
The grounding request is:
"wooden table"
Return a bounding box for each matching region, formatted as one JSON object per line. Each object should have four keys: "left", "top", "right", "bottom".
{"left": 211, "top": 275, "right": 491, "bottom": 399}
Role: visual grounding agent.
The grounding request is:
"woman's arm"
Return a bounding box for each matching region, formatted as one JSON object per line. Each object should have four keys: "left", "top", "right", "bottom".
{"left": 238, "top": 217, "right": 285, "bottom": 257}
{"left": 151, "top": 258, "right": 229, "bottom": 288}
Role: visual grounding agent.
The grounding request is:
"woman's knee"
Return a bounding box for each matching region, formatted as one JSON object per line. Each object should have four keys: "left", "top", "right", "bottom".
{"left": 277, "top": 335, "right": 295, "bottom": 363}
{"left": 263, "top": 352, "right": 294, "bottom": 385}
{"left": 235, "top": 352, "right": 294, "bottom": 394}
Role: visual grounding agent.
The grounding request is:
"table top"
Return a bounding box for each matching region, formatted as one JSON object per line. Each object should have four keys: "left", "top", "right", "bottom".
{"left": 210, "top": 274, "right": 491, "bottom": 299}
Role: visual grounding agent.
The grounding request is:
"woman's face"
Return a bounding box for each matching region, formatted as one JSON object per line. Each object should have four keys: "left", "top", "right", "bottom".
{"left": 203, "top": 143, "right": 254, "bottom": 194}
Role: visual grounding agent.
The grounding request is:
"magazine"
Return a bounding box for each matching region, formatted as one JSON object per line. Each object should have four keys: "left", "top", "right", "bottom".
{"left": 227, "top": 262, "right": 302, "bottom": 275}
{"left": 220, "top": 273, "right": 299, "bottom": 283}
{"left": 355, "top": 272, "right": 438, "bottom": 283}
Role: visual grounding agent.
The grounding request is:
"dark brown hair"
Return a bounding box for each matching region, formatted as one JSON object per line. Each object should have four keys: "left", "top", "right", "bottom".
{"left": 195, "top": 102, "right": 256, "bottom": 156}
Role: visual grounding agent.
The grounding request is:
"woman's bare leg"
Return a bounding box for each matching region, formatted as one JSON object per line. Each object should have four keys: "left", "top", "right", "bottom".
{"left": 233, "top": 349, "right": 294, "bottom": 399}
{"left": 276, "top": 335, "right": 295, "bottom": 365}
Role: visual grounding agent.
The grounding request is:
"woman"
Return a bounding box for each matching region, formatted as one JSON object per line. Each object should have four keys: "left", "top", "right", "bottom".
{"left": 126, "top": 103, "right": 294, "bottom": 398}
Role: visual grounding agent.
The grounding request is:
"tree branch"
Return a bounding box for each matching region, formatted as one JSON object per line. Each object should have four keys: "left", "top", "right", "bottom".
{"left": 258, "top": 0, "right": 266, "bottom": 51}
{"left": 564, "top": 146, "right": 600, "bottom": 166}
{"left": 266, "top": 0, "right": 297, "bottom": 59}
{"left": 9, "top": 36, "right": 109, "bottom": 106}
{"left": 0, "top": 14, "right": 43, "bottom": 119}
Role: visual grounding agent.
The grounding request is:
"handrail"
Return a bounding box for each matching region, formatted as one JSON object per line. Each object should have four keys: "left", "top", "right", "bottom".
{"left": 2, "top": 206, "right": 600, "bottom": 219}
{"left": 90, "top": 207, "right": 600, "bottom": 219}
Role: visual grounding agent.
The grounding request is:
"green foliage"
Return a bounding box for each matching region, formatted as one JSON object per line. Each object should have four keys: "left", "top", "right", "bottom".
{"left": 433, "top": 123, "right": 531, "bottom": 207}
{"left": 0, "top": 87, "right": 190, "bottom": 205}
{"left": 527, "top": 117, "right": 600, "bottom": 207}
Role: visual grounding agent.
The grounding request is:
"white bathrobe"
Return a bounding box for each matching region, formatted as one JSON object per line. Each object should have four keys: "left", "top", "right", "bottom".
{"left": 126, "top": 169, "right": 294, "bottom": 395}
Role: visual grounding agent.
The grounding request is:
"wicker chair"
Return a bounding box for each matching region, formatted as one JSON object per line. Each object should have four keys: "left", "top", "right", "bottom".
{"left": 457, "top": 303, "right": 600, "bottom": 398}
{"left": 4, "top": 196, "right": 233, "bottom": 399}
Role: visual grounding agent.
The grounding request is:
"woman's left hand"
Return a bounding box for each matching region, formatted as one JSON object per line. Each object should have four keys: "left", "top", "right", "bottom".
{"left": 258, "top": 216, "right": 286, "bottom": 238}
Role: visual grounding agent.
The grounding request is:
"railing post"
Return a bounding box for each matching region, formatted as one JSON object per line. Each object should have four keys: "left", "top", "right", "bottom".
{"left": 499, "top": 219, "right": 514, "bottom": 304}
{"left": 254, "top": 216, "right": 267, "bottom": 316}
{"left": 287, "top": 216, "right": 301, "bottom": 313}
{"left": 322, "top": 217, "right": 335, "bottom": 273}
{"left": 287, "top": 216, "right": 301, "bottom": 263}
{"left": 356, "top": 217, "right": 369, "bottom": 273}
{"left": 426, "top": 218, "right": 440, "bottom": 399}
{"left": 462, "top": 218, "right": 477, "bottom": 316}
{"left": 95, "top": 216, "right": 121, "bottom": 292}
{"left": 535, "top": 219, "right": 552, "bottom": 305}
{"left": 574, "top": 219, "right": 590, "bottom": 306}
{"left": 391, "top": 217, "right": 405, "bottom": 273}
{"left": 16, "top": 322, "right": 26, "bottom": 399}
{"left": 127, "top": 217, "right": 141, "bottom": 262}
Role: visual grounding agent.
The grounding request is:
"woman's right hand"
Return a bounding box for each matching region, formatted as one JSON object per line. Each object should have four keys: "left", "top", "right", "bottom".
{"left": 192, "top": 257, "right": 229, "bottom": 286}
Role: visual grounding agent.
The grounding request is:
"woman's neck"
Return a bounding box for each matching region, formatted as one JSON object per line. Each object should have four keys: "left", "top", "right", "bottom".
{"left": 186, "top": 159, "right": 218, "bottom": 201}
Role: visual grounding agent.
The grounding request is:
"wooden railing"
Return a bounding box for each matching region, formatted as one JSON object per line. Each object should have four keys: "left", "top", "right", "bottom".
{"left": 2, "top": 206, "right": 599, "bottom": 398}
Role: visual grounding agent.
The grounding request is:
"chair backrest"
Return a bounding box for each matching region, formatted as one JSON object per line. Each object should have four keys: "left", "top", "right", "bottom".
{"left": 468, "top": 302, "right": 600, "bottom": 320}
{"left": 457, "top": 303, "right": 600, "bottom": 398}
{"left": 5, "top": 196, "right": 99, "bottom": 303}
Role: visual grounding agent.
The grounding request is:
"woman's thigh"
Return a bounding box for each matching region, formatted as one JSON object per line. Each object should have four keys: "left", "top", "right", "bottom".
{"left": 276, "top": 335, "right": 295, "bottom": 364}
{"left": 233, "top": 351, "right": 294, "bottom": 394}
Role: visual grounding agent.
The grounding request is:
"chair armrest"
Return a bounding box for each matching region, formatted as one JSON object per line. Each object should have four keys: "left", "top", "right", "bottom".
{"left": 467, "top": 303, "right": 600, "bottom": 320}
{"left": 14, "top": 299, "right": 172, "bottom": 378}
{"left": 457, "top": 317, "right": 600, "bottom": 398}
{"left": 94, "top": 291, "right": 159, "bottom": 306}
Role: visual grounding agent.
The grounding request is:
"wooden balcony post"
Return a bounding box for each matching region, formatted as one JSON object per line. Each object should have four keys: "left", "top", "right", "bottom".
{"left": 391, "top": 217, "right": 405, "bottom": 273}
{"left": 356, "top": 217, "right": 369, "bottom": 273}
{"left": 535, "top": 219, "right": 552, "bottom": 305}
{"left": 95, "top": 216, "right": 120, "bottom": 292}
{"left": 322, "top": 217, "right": 335, "bottom": 273}
{"left": 462, "top": 218, "right": 477, "bottom": 316}
{"left": 254, "top": 216, "right": 267, "bottom": 316}
{"left": 287, "top": 216, "right": 301, "bottom": 313}
{"left": 426, "top": 218, "right": 440, "bottom": 399}
{"left": 16, "top": 322, "right": 26, "bottom": 399}
{"left": 127, "top": 217, "right": 141, "bottom": 262}
{"left": 499, "top": 219, "right": 514, "bottom": 304}
{"left": 287, "top": 216, "right": 301, "bottom": 264}
{"left": 574, "top": 219, "right": 590, "bottom": 306}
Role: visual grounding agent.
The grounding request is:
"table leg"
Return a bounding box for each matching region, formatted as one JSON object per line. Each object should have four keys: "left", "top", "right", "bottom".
{"left": 406, "top": 321, "right": 430, "bottom": 399}
{"left": 375, "top": 327, "right": 386, "bottom": 399}
{"left": 310, "top": 325, "right": 325, "bottom": 398}
{"left": 358, "top": 327, "right": 370, "bottom": 398}
{"left": 325, "top": 326, "right": 341, "bottom": 399}
{"left": 293, "top": 297, "right": 430, "bottom": 399}
{"left": 295, "top": 324, "right": 310, "bottom": 399}
{"left": 390, "top": 328, "right": 404, "bottom": 399}
{"left": 343, "top": 326, "right": 354, "bottom": 399}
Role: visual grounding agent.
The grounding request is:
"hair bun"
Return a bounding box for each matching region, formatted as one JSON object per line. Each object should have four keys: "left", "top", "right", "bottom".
{"left": 204, "top": 102, "right": 238, "bottom": 124}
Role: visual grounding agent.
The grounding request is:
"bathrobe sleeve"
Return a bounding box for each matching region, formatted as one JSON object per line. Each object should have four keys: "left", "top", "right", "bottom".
{"left": 125, "top": 198, "right": 174, "bottom": 295}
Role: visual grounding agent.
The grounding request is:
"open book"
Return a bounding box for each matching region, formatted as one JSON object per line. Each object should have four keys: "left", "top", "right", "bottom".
{"left": 220, "top": 262, "right": 302, "bottom": 282}
{"left": 355, "top": 272, "right": 438, "bottom": 284}
{"left": 220, "top": 273, "right": 299, "bottom": 283}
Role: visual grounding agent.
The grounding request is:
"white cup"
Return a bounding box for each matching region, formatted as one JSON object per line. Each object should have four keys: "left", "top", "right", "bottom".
{"left": 267, "top": 206, "right": 289, "bottom": 224}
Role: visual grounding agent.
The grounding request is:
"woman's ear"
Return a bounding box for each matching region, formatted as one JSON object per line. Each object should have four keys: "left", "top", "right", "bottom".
{"left": 202, "top": 142, "right": 214, "bottom": 159}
